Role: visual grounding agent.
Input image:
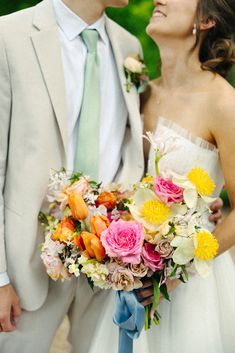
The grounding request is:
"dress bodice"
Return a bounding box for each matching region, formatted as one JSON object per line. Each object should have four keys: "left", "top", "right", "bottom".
{"left": 148, "top": 116, "right": 224, "bottom": 198}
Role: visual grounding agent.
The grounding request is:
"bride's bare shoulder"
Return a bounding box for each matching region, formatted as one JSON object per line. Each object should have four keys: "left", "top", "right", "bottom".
{"left": 210, "top": 75, "right": 235, "bottom": 141}
{"left": 211, "top": 75, "right": 235, "bottom": 121}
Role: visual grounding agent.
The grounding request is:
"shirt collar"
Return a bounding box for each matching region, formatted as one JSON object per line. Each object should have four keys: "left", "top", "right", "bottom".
{"left": 52, "top": 0, "right": 108, "bottom": 43}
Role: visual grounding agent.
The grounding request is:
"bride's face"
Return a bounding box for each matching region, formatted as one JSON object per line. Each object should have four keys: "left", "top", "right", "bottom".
{"left": 147, "top": 0, "right": 198, "bottom": 40}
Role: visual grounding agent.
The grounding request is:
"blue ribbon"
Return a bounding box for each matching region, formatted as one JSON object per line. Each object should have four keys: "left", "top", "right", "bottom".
{"left": 113, "top": 290, "right": 145, "bottom": 353}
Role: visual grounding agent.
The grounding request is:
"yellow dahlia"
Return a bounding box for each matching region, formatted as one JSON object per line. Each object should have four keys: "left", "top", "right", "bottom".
{"left": 194, "top": 230, "right": 219, "bottom": 261}
{"left": 187, "top": 167, "right": 215, "bottom": 196}
{"left": 141, "top": 175, "right": 154, "bottom": 183}
{"left": 141, "top": 200, "right": 171, "bottom": 225}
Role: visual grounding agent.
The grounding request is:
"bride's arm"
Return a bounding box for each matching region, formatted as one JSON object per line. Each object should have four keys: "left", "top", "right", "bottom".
{"left": 211, "top": 85, "right": 235, "bottom": 254}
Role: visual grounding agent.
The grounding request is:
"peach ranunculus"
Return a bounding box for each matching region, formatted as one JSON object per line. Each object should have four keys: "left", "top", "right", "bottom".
{"left": 59, "top": 177, "right": 90, "bottom": 210}
{"left": 68, "top": 192, "right": 88, "bottom": 220}
{"left": 95, "top": 192, "right": 117, "bottom": 211}
{"left": 90, "top": 215, "right": 110, "bottom": 238}
{"left": 41, "top": 253, "right": 71, "bottom": 281}
{"left": 80, "top": 231, "right": 106, "bottom": 262}
{"left": 51, "top": 217, "right": 75, "bottom": 243}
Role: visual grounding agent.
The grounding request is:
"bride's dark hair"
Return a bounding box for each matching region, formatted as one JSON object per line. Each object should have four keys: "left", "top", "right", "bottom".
{"left": 195, "top": 0, "right": 235, "bottom": 77}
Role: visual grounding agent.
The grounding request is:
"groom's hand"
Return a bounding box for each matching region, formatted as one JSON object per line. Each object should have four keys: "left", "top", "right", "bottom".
{"left": 136, "top": 279, "right": 154, "bottom": 307}
{"left": 0, "top": 284, "right": 21, "bottom": 332}
{"left": 136, "top": 278, "right": 181, "bottom": 306}
{"left": 209, "top": 197, "right": 223, "bottom": 225}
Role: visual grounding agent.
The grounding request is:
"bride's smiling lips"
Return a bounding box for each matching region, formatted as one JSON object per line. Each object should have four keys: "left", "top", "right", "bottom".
{"left": 151, "top": 8, "right": 167, "bottom": 20}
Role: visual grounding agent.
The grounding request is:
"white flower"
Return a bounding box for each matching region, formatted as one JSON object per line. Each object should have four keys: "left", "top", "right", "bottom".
{"left": 171, "top": 236, "right": 195, "bottom": 265}
{"left": 171, "top": 233, "right": 213, "bottom": 278}
{"left": 78, "top": 254, "right": 90, "bottom": 265}
{"left": 68, "top": 263, "right": 80, "bottom": 277}
{"left": 81, "top": 261, "right": 110, "bottom": 289}
{"left": 171, "top": 170, "right": 216, "bottom": 209}
{"left": 124, "top": 57, "right": 143, "bottom": 73}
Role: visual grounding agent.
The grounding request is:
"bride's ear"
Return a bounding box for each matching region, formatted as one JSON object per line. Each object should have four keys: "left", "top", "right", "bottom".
{"left": 200, "top": 17, "right": 216, "bottom": 31}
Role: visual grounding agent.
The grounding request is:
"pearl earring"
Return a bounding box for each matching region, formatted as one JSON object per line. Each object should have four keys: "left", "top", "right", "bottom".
{"left": 192, "top": 24, "right": 197, "bottom": 36}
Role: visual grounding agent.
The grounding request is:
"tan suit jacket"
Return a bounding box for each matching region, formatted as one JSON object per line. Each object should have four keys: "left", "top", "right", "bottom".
{"left": 0, "top": 0, "right": 144, "bottom": 310}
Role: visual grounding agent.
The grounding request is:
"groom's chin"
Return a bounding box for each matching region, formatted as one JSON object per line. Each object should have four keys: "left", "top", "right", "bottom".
{"left": 105, "top": 0, "right": 129, "bottom": 8}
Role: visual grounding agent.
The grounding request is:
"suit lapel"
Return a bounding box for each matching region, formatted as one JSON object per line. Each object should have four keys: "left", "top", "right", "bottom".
{"left": 31, "top": 0, "right": 68, "bottom": 156}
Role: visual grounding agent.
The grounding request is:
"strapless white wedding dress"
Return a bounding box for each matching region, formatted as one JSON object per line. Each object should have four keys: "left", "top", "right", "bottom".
{"left": 86, "top": 116, "right": 235, "bottom": 353}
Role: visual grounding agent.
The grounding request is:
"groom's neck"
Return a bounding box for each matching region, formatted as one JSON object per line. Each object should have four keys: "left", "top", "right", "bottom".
{"left": 62, "top": 0, "right": 105, "bottom": 24}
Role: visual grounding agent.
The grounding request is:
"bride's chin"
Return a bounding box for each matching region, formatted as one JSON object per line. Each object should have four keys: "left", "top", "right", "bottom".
{"left": 146, "top": 22, "right": 159, "bottom": 37}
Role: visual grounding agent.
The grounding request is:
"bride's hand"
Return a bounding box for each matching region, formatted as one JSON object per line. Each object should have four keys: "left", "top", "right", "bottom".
{"left": 136, "top": 278, "right": 181, "bottom": 306}
{"left": 209, "top": 197, "right": 223, "bottom": 225}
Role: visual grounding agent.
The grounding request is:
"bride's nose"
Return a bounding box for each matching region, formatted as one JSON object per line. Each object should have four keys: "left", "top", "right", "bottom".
{"left": 154, "top": 0, "right": 167, "bottom": 5}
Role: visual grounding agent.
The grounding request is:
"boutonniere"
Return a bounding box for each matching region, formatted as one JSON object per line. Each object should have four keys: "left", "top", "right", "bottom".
{"left": 124, "top": 53, "right": 149, "bottom": 93}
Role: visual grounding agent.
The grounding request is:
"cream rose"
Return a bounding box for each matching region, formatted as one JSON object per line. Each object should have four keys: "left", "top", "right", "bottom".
{"left": 124, "top": 57, "right": 143, "bottom": 74}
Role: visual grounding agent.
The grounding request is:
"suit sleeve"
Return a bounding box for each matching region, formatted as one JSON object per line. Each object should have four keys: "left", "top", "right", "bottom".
{"left": 0, "top": 34, "right": 12, "bottom": 272}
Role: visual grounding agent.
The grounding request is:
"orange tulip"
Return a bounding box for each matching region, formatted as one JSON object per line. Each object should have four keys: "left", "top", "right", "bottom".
{"left": 95, "top": 192, "right": 117, "bottom": 210}
{"left": 52, "top": 217, "right": 75, "bottom": 242}
{"left": 73, "top": 234, "right": 85, "bottom": 250}
{"left": 68, "top": 192, "right": 88, "bottom": 220}
{"left": 90, "top": 215, "right": 110, "bottom": 238}
{"left": 80, "top": 231, "right": 106, "bottom": 262}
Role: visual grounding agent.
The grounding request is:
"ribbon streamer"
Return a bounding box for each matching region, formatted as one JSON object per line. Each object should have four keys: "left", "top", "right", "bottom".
{"left": 113, "top": 290, "right": 145, "bottom": 353}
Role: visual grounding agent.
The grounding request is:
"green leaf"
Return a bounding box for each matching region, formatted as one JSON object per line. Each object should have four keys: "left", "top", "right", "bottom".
{"left": 181, "top": 265, "right": 189, "bottom": 282}
{"left": 69, "top": 172, "right": 83, "bottom": 184}
{"left": 169, "top": 263, "right": 179, "bottom": 277}
{"left": 160, "top": 283, "right": 170, "bottom": 302}
{"left": 38, "top": 211, "right": 49, "bottom": 226}
{"left": 145, "top": 305, "right": 150, "bottom": 330}
{"left": 151, "top": 277, "right": 160, "bottom": 312}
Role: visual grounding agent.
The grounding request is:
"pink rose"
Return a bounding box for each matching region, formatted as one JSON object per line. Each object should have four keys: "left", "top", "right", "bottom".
{"left": 141, "top": 243, "right": 164, "bottom": 272}
{"left": 154, "top": 177, "right": 184, "bottom": 205}
{"left": 101, "top": 219, "right": 144, "bottom": 264}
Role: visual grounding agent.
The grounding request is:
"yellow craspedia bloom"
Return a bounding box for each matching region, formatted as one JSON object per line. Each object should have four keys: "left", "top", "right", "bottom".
{"left": 187, "top": 167, "right": 215, "bottom": 196}
{"left": 141, "top": 200, "right": 171, "bottom": 225}
{"left": 141, "top": 175, "right": 154, "bottom": 183}
{"left": 194, "top": 230, "right": 219, "bottom": 261}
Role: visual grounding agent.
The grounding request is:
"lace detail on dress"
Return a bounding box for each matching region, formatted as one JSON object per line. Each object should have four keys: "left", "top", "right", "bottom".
{"left": 158, "top": 116, "right": 219, "bottom": 154}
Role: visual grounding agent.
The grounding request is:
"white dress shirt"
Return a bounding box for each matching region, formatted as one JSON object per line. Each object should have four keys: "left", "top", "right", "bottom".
{"left": 54, "top": 0, "right": 128, "bottom": 184}
{"left": 0, "top": 0, "right": 128, "bottom": 286}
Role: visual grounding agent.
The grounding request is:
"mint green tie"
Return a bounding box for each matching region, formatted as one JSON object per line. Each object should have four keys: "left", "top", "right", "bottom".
{"left": 74, "top": 29, "right": 100, "bottom": 179}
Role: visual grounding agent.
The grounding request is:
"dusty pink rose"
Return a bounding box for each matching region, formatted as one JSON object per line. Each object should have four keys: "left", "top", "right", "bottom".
{"left": 141, "top": 243, "right": 164, "bottom": 272}
{"left": 129, "top": 262, "right": 148, "bottom": 278}
{"left": 155, "top": 239, "right": 173, "bottom": 259}
{"left": 111, "top": 266, "right": 142, "bottom": 291}
{"left": 101, "top": 219, "right": 144, "bottom": 264}
{"left": 154, "top": 177, "right": 184, "bottom": 205}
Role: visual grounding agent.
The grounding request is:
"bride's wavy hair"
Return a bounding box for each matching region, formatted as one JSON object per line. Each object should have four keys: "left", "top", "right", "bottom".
{"left": 195, "top": 0, "right": 235, "bottom": 77}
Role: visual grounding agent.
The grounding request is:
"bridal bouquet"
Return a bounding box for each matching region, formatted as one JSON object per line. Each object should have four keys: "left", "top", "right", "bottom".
{"left": 39, "top": 148, "right": 219, "bottom": 332}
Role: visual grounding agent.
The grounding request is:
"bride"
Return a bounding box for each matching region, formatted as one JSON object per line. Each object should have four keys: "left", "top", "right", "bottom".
{"left": 88, "top": 0, "right": 235, "bottom": 352}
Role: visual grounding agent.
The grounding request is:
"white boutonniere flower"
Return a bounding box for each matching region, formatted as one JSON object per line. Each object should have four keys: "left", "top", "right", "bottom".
{"left": 124, "top": 53, "right": 149, "bottom": 93}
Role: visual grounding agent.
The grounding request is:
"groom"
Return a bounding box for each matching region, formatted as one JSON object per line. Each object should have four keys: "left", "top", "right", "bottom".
{"left": 0, "top": 0, "right": 145, "bottom": 351}
{"left": 0, "top": 0, "right": 222, "bottom": 352}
